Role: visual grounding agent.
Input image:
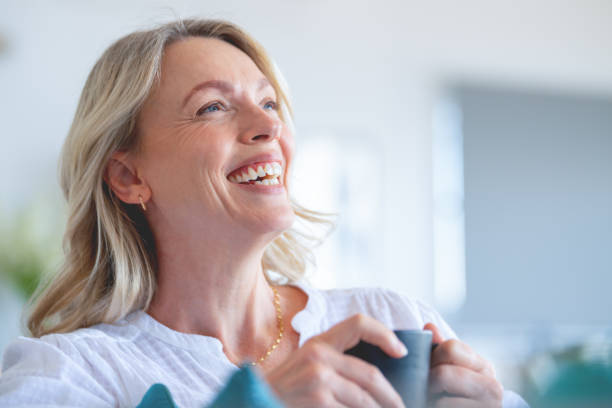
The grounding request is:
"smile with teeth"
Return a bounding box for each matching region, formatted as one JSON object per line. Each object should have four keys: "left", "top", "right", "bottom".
{"left": 228, "top": 162, "right": 283, "bottom": 185}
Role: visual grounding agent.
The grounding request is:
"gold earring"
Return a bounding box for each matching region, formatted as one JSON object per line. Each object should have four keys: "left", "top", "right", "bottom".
{"left": 138, "top": 195, "right": 147, "bottom": 211}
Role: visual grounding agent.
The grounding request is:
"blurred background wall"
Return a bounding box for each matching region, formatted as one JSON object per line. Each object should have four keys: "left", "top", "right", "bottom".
{"left": 1, "top": 0, "right": 611, "bottom": 400}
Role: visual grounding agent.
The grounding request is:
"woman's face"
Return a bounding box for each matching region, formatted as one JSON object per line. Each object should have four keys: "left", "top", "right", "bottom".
{"left": 135, "top": 37, "right": 295, "bottom": 240}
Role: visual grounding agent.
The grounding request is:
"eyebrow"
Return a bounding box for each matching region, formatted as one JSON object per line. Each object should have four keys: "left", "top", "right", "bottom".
{"left": 181, "top": 78, "right": 273, "bottom": 108}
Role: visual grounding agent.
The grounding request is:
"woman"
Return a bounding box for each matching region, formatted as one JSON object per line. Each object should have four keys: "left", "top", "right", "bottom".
{"left": 0, "top": 19, "right": 526, "bottom": 407}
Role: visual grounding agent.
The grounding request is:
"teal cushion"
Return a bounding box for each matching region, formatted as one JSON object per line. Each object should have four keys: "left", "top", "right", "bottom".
{"left": 207, "top": 365, "right": 284, "bottom": 408}
{"left": 525, "top": 361, "right": 612, "bottom": 407}
{"left": 136, "top": 366, "right": 284, "bottom": 408}
{"left": 136, "top": 383, "right": 178, "bottom": 408}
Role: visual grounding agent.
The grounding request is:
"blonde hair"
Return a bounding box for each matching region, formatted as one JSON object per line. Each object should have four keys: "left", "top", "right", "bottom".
{"left": 27, "top": 19, "right": 333, "bottom": 337}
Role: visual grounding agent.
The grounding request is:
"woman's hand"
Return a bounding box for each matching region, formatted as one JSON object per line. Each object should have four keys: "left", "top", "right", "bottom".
{"left": 263, "top": 314, "right": 407, "bottom": 408}
{"left": 425, "top": 323, "right": 503, "bottom": 408}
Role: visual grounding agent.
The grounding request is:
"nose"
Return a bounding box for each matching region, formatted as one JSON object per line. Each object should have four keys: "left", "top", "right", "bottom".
{"left": 238, "top": 104, "right": 282, "bottom": 144}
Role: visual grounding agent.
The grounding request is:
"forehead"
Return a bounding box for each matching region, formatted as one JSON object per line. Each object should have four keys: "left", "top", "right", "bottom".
{"left": 158, "top": 36, "right": 265, "bottom": 93}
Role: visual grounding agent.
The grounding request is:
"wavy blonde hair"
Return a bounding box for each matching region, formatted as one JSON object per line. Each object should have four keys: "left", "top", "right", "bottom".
{"left": 27, "top": 19, "right": 333, "bottom": 337}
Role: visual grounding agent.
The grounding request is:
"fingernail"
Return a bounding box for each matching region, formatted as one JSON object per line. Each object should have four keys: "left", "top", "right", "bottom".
{"left": 395, "top": 339, "right": 408, "bottom": 356}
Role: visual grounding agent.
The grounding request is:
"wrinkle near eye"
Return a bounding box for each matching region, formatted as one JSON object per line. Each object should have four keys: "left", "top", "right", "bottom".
{"left": 165, "top": 120, "right": 210, "bottom": 149}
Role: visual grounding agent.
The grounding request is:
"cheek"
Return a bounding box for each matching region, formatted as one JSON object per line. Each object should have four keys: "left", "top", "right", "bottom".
{"left": 142, "top": 151, "right": 191, "bottom": 206}
{"left": 139, "top": 136, "right": 223, "bottom": 204}
{"left": 280, "top": 129, "right": 296, "bottom": 183}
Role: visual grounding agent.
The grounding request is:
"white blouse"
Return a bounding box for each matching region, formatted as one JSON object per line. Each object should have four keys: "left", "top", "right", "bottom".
{"left": 0, "top": 283, "right": 527, "bottom": 407}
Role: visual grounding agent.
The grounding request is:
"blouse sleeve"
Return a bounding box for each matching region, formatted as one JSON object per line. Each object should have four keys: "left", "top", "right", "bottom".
{"left": 0, "top": 336, "right": 115, "bottom": 407}
{"left": 369, "top": 288, "right": 458, "bottom": 339}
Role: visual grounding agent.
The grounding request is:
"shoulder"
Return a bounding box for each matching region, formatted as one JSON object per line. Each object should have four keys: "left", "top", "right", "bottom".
{"left": 305, "top": 285, "right": 457, "bottom": 339}
{"left": 2, "top": 319, "right": 136, "bottom": 369}
{"left": 0, "top": 334, "right": 115, "bottom": 406}
{"left": 28, "top": 317, "right": 140, "bottom": 368}
{"left": 0, "top": 316, "right": 142, "bottom": 406}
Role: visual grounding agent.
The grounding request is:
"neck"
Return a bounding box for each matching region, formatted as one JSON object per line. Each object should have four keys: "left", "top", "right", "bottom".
{"left": 146, "top": 220, "right": 280, "bottom": 362}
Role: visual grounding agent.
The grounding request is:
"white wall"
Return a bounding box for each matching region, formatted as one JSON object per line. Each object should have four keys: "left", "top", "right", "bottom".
{"left": 2, "top": 0, "right": 612, "bottom": 306}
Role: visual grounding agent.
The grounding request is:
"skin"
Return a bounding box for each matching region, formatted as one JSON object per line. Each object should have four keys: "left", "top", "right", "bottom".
{"left": 426, "top": 323, "right": 503, "bottom": 408}
{"left": 105, "top": 36, "right": 502, "bottom": 407}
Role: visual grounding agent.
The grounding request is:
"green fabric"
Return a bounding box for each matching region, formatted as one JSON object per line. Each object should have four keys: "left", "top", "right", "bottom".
{"left": 136, "top": 383, "right": 178, "bottom": 408}
{"left": 136, "top": 366, "right": 284, "bottom": 408}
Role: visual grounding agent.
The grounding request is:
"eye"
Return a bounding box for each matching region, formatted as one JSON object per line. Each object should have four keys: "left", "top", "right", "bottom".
{"left": 263, "top": 100, "right": 278, "bottom": 111}
{"left": 196, "top": 102, "right": 224, "bottom": 116}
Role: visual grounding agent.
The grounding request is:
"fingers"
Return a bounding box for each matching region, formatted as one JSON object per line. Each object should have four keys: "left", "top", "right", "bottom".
{"left": 329, "top": 371, "right": 380, "bottom": 408}
{"left": 430, "top": 339, "right": 494, "bottom": 377}
{"left": 431, "top": 396, "right": 493, "bottom": 408}
{"left": 316, "top": 313, "right": 408, "bottom": 358}
{"left": 429, "top": 364, "right": 504, "bottom": 402}
{"left": 424, "top": 324, "right": 502, "bottom": 407}
{"left": 265, "top": 315, "right": 407, "bottom": 408}
{"left": 425, "top": 323, "right": 495, "bottom": 377}
{"left": 334, "top": 353, "right": 405, "bottom": 408}
{"left": 424, "top": 322, "right": 445, "bottom": 344}
{"left": 302, "top": 362, "right": 372, "bottom": 408}
{"left": 304, "top": 341, "right": 404, "bottom": 408}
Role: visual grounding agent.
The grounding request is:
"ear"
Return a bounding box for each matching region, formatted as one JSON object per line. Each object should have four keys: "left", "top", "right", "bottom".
{"left": 104, "top": 151, "right": 150, "bottom": 206}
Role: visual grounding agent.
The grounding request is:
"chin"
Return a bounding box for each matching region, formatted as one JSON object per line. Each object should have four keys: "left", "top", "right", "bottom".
{"left": 249, "top": 204, "right": 296, "bottom": 237}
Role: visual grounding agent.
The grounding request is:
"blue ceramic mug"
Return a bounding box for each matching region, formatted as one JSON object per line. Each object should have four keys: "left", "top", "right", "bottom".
{"left": 345, "top": 330, "right": 433, "bottom": 408}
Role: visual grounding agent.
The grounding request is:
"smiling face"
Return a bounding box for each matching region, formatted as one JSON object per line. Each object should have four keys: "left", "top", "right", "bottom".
{"left": 134, "top": 36, "right": 295, "bottom": 241}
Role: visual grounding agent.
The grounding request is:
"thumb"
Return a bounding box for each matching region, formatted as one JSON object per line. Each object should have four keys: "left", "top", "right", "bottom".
{"left": 423, "top": 322, "right": 445, "bottom": 344}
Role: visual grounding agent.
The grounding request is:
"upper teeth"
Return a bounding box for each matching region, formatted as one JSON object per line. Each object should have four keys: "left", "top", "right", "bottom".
{"left": 229, "top": 162, "right": 282, "bottom": 184}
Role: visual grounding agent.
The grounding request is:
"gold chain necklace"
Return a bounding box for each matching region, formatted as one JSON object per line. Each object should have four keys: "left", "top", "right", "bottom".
{"left": 250, "top": 285, "right": 284, "bottom": 366}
